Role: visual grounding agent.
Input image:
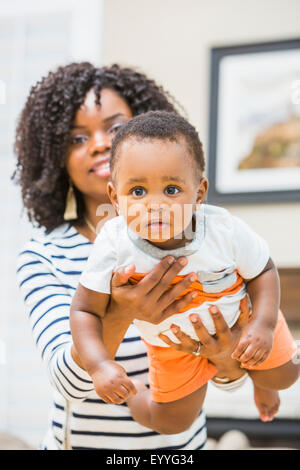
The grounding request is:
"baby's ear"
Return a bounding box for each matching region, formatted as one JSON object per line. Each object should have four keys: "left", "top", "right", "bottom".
{"left": 107, "top": 182, "right": 119, "bottom": 214}
{"left": 196, "top": 177, "right": 209, "bottom": 204}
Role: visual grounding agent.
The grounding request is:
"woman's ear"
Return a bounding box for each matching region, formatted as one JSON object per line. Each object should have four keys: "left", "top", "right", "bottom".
{"left": 107, "top": 182, "right": 119, "bottom": 214}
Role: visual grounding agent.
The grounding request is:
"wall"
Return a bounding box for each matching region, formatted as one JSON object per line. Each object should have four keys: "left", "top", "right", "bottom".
{"left": 102, "top": 0, "right": 300, "bottom": 267}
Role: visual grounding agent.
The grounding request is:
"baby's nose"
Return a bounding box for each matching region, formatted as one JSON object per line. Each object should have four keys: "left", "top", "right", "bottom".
{"left": 148, "top": 202, "right": 169, "bottom": 212}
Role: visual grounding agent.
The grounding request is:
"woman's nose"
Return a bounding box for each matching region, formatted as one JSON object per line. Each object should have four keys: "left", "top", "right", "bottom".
{"left": 89, "top": 131, "right": 111, "bottom": 156}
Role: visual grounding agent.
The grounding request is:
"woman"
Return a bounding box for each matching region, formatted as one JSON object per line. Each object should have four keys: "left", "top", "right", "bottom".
{"left": 13, "top": 63, "right": 296, "bottom": 450}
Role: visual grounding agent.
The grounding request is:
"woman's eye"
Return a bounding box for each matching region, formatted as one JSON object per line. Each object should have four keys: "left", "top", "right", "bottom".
{"left": 131, "top": 187, "right": 146, "bottom": 197}
{"left": 70, "top": 135, "right": 87, "bottom": 145}
{"left": 165, "top": 186, "right": 180, "bottom": 195}
{"left": 108, "top": 123, "right": 124, "bottom": 135}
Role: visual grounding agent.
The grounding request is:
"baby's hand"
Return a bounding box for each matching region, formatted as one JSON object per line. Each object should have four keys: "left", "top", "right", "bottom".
{"left": 91, "top": 360, "right": 137, "bottom": 404}
{"left": 231, "top": 321, "right": 274, "bottom": 368}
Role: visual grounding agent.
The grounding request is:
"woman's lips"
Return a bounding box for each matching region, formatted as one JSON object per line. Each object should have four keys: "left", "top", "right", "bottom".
{"left": 89, "top": 158, "right": 111, "bottom": 178}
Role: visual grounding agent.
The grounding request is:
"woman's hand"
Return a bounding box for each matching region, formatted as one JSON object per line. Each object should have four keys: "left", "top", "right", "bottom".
{"left": 108, "top": 256, "right": 198, "bottom": 324}
{"left": 79, "top": 256, "right": 198, "bottom": 360}
{"left": 73, "top": 256, "right": 197, "bottom": 363}
{"left": 159, "top": 298, "right": 250, "bottom": 380}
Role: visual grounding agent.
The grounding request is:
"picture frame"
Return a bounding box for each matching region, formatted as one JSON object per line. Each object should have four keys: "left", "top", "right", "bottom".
{"left": 207, "top": 38, "right": 300, "bottom": 204}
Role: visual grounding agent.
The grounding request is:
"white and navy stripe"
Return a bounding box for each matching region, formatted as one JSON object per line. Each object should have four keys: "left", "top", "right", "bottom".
{"left": 17, "top": 223, "right": 207, "bottom": 450}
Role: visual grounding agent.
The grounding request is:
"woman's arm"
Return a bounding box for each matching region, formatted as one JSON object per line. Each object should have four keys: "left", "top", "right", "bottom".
{"left": 17, "top": 242, "right": 95, "bottom": 403}
{"left": 125, "top": 303, "right": 250, "bottom": 434}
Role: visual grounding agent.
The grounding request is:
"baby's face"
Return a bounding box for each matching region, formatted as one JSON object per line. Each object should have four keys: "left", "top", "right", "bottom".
{"left": 108, "top": 138, "right": 208, "bottom": 245}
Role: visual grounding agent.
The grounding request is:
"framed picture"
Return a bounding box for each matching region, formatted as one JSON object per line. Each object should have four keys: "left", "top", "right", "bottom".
{"left": 207, "top": 38, "right": 300, "bottom": 204}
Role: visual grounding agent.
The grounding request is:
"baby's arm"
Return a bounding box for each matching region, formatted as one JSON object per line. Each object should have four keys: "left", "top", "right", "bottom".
{"left": 232, "top": 257, "right": 280, "bottom": 367}
{"left": 70, "top": 283, "right": 137, "bottom": 404}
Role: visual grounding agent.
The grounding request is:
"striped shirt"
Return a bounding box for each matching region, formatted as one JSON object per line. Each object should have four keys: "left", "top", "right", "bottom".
{"left": 16, "top": 222, "right": 207, "bottom": 450}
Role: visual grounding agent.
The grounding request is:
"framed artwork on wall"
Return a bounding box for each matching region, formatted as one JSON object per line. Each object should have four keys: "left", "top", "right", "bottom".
{"left": 207, "top": 38, "right": 300, "bottom": 204}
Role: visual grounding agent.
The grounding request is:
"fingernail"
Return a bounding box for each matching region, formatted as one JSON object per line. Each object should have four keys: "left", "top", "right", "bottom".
{"left": 190, "top": 314, "right": 198, "bottom": 323}
{"left": 191, "top": 292, "right": 198, "bottom": 299}
{"left": 179, "top": 258, "right": 187, "bottom": 266}
{"left": 210, "top": 306, "right": 218, "bottom": 314}
{"left": 190, "top": 274, "right": 197, "bottom": 282}
{"left": 167, "top": 257, "right": 174, "bottom": 265}
{"left": 171, "top": 325, "right": 179, "bottom": 333}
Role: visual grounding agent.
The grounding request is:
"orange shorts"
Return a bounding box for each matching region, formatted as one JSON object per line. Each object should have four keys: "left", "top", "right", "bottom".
{"left": 144, "top": 310, "right": 298, "bottom": 403}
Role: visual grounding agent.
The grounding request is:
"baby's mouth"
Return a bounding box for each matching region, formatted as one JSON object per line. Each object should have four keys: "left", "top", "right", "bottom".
{"left": 146, "top": 220, "right": 170, "bottom": 231}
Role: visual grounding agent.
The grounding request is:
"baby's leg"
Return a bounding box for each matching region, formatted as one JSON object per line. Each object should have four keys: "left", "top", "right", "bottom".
{"left": 127, "top": 382, "right": 207, "bottom": 434}
{"left": 243, "top": 309, "right": 299, "bottom": 421}
{"left": 248, "top": 359, "right": 299, "bottom": 391}
{"left": 253, "top": 385, "right": 280, "bottom": 422}
{"left": 246, "top": 307, "right": 299, "bottom": 398}
{"left": 247, "top": 360, "right": 299, "bottom": 422}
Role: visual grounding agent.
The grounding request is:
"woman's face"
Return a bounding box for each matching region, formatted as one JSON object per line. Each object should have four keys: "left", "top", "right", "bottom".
{"left": 66, "top": 88, "right": 133, "bottom": 203}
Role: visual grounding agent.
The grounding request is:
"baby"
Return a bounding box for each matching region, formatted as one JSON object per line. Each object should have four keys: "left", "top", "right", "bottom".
{"left": 70, "top": 111, "right": 297, "bottom": 433}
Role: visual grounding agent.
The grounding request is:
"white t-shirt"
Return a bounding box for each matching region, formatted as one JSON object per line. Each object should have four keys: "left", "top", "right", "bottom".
{"left": 80, "top": 204, "right": 269, "bottom": 347}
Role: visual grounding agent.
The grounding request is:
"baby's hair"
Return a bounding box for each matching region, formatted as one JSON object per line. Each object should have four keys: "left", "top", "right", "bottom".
{"left": 110, "top": 111, "right": 205, "bottom": 181}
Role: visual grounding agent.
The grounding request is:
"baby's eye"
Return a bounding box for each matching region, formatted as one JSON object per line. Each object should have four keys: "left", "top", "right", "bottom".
{"left": 131, "top": 187, "right": 146, "bottom": 197}
{"left": 165, "top": 186, "right": 180, "bottom": 195}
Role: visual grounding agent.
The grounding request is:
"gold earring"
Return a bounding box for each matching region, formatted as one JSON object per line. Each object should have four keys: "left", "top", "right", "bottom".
{"left": 194, "top": 202, "right": 201, "bottom": 212}
{"left": 63, "top": 181, "right": 78, "bottom": 220}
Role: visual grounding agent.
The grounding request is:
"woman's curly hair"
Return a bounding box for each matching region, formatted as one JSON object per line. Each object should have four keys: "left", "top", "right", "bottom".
{"left": 13, "top": 62, "right": 181, "bottom": 232}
